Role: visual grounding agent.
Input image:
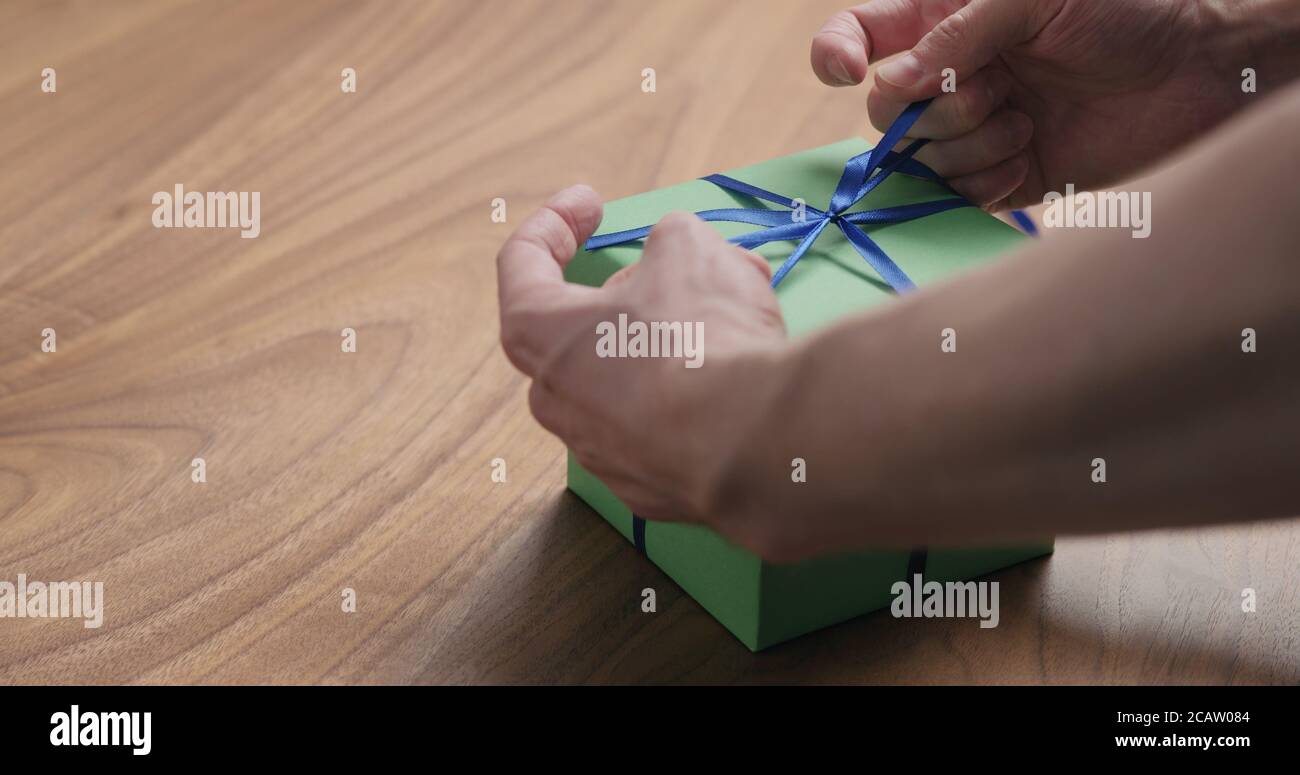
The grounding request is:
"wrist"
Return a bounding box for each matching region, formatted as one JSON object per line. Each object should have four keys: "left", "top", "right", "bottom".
{"left": 1199, "top": 0, "right": 1300, "bottom": 98}
{"left": 686, "top": 341, "right": 798, "bottom": 553}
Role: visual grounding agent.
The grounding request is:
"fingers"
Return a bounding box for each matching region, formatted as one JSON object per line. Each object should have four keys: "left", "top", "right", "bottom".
{"left": 641, "top": 210, "right": 730, "bottom": 266}
{"left": 947, "top": 152, "right": 1030, "bottom": 209}
{"left": 498, "top": 185, "right": 604, "bottom": 375}
{"left": 497, "top": 185, "right": 603, "bottom": 311}
{"left": 811, "top": 10, "right": 870, "bottom": 86}
{"left": 868, "top": 67, "right": 1013, "bottom": 139}
{"left": 643, "top": 213, "right": 777, "bottom": 306}
{"left": 873, "top": 0, "right": 1048, "bottom": 102}
{"left": 610, "top": 214, "right": 763, "bottom": 284}
{"left": 913, "top": 108, "right": 1033, "bottom": 177}
{"left": 812, "top": 1, "right": 966, "bottom": 85}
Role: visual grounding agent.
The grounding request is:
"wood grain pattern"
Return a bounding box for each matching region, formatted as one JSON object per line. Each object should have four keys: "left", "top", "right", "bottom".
{"left": 0, "top": 0, "right": 1296, "bottom": 684}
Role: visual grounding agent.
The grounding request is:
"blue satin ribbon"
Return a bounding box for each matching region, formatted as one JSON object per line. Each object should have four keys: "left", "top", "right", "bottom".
{"left": 1010, "top": 208, "right": 1038, "bottom": 236}
{"left": 586, "top": 99, "right": 1032, "bottom": 560}
{"left": 584, "top": 99, "right": 1027, "bottom": 294}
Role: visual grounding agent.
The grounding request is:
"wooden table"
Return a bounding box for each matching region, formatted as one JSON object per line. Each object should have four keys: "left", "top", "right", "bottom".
{"left": 1, "top": 0, "right": 1296, "bottom": 684}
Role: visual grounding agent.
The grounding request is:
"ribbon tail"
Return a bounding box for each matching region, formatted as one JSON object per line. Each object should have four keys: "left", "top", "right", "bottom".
{"left": 770, "top": 219, "right": 830, "bottom": 288}
{"left": 695, "top": 208, "right": 803, "bottom": 227}
{"left": 837, "top": 220, "right": 916, "bottom": 293}
{"left": 730, "top": 218, "right": 819, "bottom": 250}
{"left": 586, "top": 208, "right": 798, "bottom": 251}
{"left": 844, "top": 197, "right": 969, "bottom": 227}
{"left": 702, "top": 174, "right": 826, "bottom": 216}
{"left": 1010, "top": 209, "right": 1038, "bottom": 236}
{"left": 584, "top": 224, "right": 654, "bottom": 251}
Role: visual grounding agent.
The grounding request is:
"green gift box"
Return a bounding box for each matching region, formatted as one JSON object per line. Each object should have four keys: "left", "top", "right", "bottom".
{"left": 564, "top": 137, "right": 1053, "bottom": 651}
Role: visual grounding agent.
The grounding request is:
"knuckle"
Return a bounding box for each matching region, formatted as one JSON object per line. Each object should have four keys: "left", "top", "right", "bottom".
{"left": 526, "top": 379, "right": 547, "bottom": 414}
{"left": 500, "top": 317, "right": 527, "bottom": 357}
{"left": 500, "top": 308, "right": 534, "bottom": 344}
{"left": 527, "top": 381, "right": 556, "bottom": 429}
{"left": 529, "top": 378, "right": 571, "bottom": 439}
{"left": 822, "top": 10, "right": 864, "bottom": 45}
{"left": 500, "top": 304, "right": 555, "bottom": 363}
{"left": 932, "top": 11, "right": 969, "bottom": 51}
{"left": 827, "top": 9, "right": 857, "bottom": 32}
{"left": 530, "top": 205, "right": 579, "bottom": 258}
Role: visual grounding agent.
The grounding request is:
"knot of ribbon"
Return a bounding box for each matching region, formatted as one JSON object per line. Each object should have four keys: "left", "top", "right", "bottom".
{"left": 585, "top": 99, "right": 1034, "bottom": 293}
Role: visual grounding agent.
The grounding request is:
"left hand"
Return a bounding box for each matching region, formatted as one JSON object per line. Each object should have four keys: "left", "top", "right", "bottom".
{"left": 497, "top": 185, "right": 788, "bottom": 543}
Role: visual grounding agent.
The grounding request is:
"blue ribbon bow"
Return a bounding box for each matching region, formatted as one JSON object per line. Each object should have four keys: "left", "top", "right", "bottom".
{"left": 584, "top": 99, "right": 1032, "bottom": 293}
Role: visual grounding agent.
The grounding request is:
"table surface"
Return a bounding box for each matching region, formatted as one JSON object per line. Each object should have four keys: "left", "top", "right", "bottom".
{"left": 1, "top": 0, "right": 1296, "bottom": 685}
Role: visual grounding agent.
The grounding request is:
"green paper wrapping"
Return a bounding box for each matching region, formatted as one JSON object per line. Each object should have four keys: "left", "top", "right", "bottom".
{"left": 564, "top": 138, "right": 1053, "bottom": 651}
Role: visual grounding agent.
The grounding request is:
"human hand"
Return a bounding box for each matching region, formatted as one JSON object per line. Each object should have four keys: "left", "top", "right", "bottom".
{"left": 497, "top": 186, "right": 788, "bottom": 548}
{"left": 811, "top": 0, "right": 1248, "bottom": 208}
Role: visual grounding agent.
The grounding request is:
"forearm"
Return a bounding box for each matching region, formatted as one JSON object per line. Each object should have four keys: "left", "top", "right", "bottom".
{"left": 715, "top": 82, "right": 1300, "bottom": 557}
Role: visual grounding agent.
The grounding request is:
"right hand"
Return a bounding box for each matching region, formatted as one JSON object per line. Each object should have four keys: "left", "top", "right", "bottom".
{"left": 811, "top": 0, "right": 1250, "bottom": 209}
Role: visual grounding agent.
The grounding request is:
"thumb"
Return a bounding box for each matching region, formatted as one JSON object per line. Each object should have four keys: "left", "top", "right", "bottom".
{"left": 873, "top": 0, "right": 1047, "bottom": 101}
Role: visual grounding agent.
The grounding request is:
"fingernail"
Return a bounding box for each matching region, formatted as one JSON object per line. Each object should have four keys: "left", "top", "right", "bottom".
{"left": 877, "top": 53, "right": 923, "bottom": 88}
{"left": 828, "top": 54, "right": 854, "bottom": 86}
